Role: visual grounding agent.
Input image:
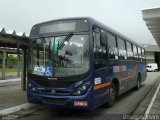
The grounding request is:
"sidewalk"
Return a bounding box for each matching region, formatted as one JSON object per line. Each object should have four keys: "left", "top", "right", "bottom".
{"left": 149, "top": 82, "right": 160, "bottom": 114}
{"left": 0, "top": 78, "right": 20, "bottom": 83}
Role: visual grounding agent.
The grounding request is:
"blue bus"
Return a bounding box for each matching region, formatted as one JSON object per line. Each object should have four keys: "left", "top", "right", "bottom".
{"left": 27, "top": 17, "right": 147, "bottom": 110}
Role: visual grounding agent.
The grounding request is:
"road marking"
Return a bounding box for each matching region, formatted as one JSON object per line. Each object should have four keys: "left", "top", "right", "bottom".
{"left": 143, "top": 81, "right": 160, "bottom": 120}
{"left": 0, "top": 103, "right": 36, "bottom": 115}
{"left": 0, "top": 79, "right": 20, "bottom": 83}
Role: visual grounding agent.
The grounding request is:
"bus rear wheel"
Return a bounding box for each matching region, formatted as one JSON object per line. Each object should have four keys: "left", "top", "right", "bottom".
{"left": 106, "top": 83, "right": 116, "bottom": 107}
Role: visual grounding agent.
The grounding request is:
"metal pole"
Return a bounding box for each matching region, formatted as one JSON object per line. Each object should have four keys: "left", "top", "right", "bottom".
{"left": 2, "top": 49, "right": 6, "bottom": 80}
{"left": 17, "top": 54, "right": 20, "bottom": 76}
{"left": 21, "top": 49, "right": 27, "bottom": 91}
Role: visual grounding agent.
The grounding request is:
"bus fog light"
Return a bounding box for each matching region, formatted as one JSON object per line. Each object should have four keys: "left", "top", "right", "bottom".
{"left": 76, "top": 90, "right": 81, "bottom": 95}
{"left": 31, "top": 87, "right": 36, "bottom": 91}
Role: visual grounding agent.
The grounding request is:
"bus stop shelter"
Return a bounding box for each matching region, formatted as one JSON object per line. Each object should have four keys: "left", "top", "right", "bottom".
{"left": 142, "top": 7, "right": 160, "bottom": 47}
{"left": 0, "top": 27, "right": 28, "bottom": 90}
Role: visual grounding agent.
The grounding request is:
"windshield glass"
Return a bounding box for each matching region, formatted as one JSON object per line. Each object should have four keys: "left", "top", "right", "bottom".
{"left": 29, "top": 34, "right": 89, "bottom": 77}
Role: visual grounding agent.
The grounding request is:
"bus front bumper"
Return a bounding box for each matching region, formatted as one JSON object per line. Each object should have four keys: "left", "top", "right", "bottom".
{"left": 27, "top": 90, "right": 94, "bottom": 110}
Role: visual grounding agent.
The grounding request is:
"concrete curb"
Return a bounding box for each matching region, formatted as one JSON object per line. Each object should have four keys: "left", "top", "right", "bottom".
{"left": 0, "top": 103, "right": 37, "bottom": 116}
{"left": 0, "top": 78, "right": 20, "bottom": 83}
{"left": 143, "top": 81, "right": 160, "bottom": 120}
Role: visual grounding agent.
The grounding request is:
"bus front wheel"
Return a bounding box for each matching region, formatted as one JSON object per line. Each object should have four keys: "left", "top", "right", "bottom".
{"left": 106, "top": 83, "right": 116, "bottom": 107}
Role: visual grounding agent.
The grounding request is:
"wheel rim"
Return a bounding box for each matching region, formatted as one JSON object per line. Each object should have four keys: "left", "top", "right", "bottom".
{"left": 137, "top": 80, "right": 140, "bottom": 88}
{"left": 110, "top": 87, "right": 115, "bottom": 100}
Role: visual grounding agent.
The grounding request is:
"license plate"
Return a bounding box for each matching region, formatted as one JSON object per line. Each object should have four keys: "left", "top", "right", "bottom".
{"left": 74, "top": 101, "right": 88, "bottom": 106}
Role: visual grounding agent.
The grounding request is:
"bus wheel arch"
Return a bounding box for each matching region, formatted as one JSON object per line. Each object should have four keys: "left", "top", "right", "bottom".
{"left": 106, "top": 78, "right": 119, "bottom": 107}
{"left": 112, "top": 78, "right": 119, "bottom": 96}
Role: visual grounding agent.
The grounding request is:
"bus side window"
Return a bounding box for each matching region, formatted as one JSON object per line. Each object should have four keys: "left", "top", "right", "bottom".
{"left": 138, "top": 47, "right": 142, "bottom": 61}
{"left": 117, "top": 38, "right": 127, "bottom": 60}
{"left": 101, "top": 30, "right": 108, "bottom": 60}
{"left": 93, "top": 28, "right": 107, "bottom": 70}
{"left": 126, "top": 42, "right": 134, "bottom": 60}
{"left": 133, "top": 45, "right": 138, "bottom": 61}
{"left": 108, "top": 33, "right": 118, "bottom": 59}
{"left": 142, "top": 48, "right": 146, "bottom": 62}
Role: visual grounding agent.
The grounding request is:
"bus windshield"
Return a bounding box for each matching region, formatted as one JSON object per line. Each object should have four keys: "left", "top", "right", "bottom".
{"left": 29, "top": 34, "right": 89, "bottom": 77}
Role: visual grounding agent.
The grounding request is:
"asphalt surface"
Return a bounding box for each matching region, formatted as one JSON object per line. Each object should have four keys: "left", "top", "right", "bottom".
{"left": 2, "top": 72, "right": 160, "bottom": 120}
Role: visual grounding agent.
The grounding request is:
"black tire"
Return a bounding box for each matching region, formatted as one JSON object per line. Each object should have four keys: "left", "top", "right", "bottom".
{"left": 135, "top": 75, "right": 141, "bottom": 90}
{"left": 106, "top": 83, "right": 116, "bottom": 107}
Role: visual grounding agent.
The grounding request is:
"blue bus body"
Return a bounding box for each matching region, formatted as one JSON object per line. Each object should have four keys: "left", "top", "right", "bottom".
{"left": 27, "top": 17, "right": 147, "bottom": 110}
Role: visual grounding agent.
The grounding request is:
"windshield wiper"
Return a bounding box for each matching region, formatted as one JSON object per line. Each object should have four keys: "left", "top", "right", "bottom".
{"left": 59, "top": 33, "right": 73, "bottom": 50}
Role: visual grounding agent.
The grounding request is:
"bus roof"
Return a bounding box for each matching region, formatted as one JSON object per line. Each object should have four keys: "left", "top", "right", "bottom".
{"left": 33, "top": 17, "right": 143, "bottom": 48}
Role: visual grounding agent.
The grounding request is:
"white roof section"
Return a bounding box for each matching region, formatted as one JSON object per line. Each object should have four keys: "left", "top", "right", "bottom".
{"left": 17, "top": 32, "right": 26, "bottom": 37}
{"left": 142, "top": 8, "right": 160, "bottom": 47}
{"left": 0, "top": 27, "right": 29, "bottom": 38}
{"left": 141, "top": 6, "right": 160, "bottom": 11}
{"left": 0, "top": 27, "right": 6, "bottom": 34}
{"left": 6, "top": 30, "right": 16, "bottom": 35}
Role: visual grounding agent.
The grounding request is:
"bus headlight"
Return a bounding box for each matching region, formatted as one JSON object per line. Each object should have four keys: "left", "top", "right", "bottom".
{"left": 82, "top": 85, "right": 86, "bottom": 91}
{"left": 76, "top": 90, "right": 81, "bottom": 95}
{"left": 74, "top": 81, "right": 92, "bottom": 95}
{"left": 28, "top": 83, "right": 32, "bottom": 87}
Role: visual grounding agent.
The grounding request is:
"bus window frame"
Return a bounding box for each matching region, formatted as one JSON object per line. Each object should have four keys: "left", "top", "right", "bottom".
{"left": 117, "top": 37, "right": 127, "bottom": 60}
{"left": 126, "top": 42, "right": 134, "bottom": 61}
{"left": 92, "top": 26, "right": 108, "bottom": 71}
{"left": 108, "top": 32, "right": 118, "bottom": 60}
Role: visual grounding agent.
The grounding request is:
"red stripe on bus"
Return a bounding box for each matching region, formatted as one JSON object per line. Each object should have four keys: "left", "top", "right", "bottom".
{"left": 120, "top": 66, "right": 138, "bottom": 81}
{"left": 94, "top": 82, "right": 111, "bottom": 90}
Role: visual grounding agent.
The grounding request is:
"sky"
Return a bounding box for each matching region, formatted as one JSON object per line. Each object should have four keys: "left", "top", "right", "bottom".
{"left": 0, "top": 0, "right": 160, "bottom": 45}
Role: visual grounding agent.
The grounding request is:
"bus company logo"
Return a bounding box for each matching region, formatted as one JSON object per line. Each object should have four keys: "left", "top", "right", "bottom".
{"left": 113, "top": 66, "right": 126, "bottom": 73}
{"left": 51, "top": 90, "right": 56, "bottom": 94}
{"left": 74, "top": 101, "right": 88, "bottom": 106}
{"left": 119, "top": 66, "right": 123, "bottom": 71}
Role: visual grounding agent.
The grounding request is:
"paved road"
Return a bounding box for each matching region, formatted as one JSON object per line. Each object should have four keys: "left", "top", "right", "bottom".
{"left": 9, "top": 72, "right": 160, "bottom": 120}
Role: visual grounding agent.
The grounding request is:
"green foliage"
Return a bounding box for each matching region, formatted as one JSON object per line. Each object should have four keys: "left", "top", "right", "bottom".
{"left": 0, "top": 54, "right": 19, "bottom": 68}
{"left": 7, "top": 55, "right": 18, "bottom": 68}
{"left": 0, "top": 53, "right": 2, "bottom": 59}
{"left": 8, "top": 55, "right": 18, "bottom": 61}
{"left": 0, "top": 68, "right": 17, "bottom": 72}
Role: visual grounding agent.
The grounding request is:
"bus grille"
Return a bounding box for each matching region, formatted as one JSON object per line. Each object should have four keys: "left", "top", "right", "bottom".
{"left": 40, "top": 89, "right": 72, "bottom": 95}
{"left": 34, "top": 80, "right": 75, "bottom": 88}
{"left": 43, "top": 97, "right": 67, "bottom": 104}
{"left": 29, "top": 74, "right": 76, "bottom": 88}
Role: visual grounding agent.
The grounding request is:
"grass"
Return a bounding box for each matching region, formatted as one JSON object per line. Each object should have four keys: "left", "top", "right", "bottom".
{"left": 0, "top": 68, "right": 19, "bottom": 80}
{"left": 0, "top": 68, "right": 17, "bottom": 73}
